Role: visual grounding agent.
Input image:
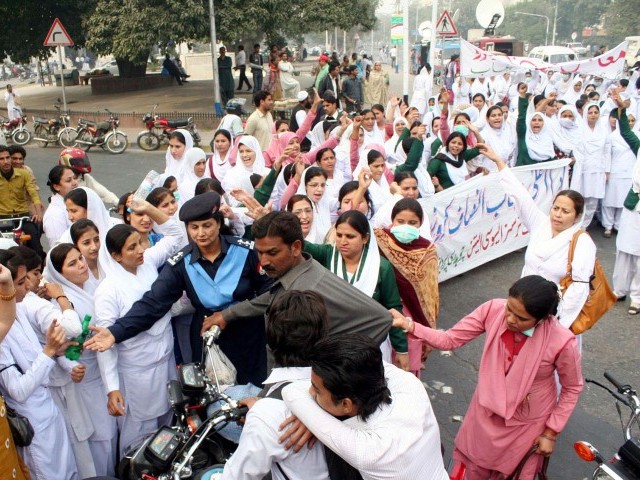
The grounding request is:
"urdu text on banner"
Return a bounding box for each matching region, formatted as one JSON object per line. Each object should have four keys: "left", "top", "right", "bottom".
{"left": 419, "top": 159, "right": 570, "bottom": 282}
{"left": 460, "top": 39, "right": 627, "bottom": 79}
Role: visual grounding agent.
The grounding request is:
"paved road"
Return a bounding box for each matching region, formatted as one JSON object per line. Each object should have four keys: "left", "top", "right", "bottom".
{"left": 24, "top": 145, "right": 640, "bottom": 479}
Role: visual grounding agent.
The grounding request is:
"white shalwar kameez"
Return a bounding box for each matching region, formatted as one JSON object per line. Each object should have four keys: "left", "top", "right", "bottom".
{"left": 0, "top": 311, "right": 77, "bottom": 480}
{"left": 21, "top": 292, "right": 99, "bottom": 479}
{"left": 44, "top": 257, "right": 118, "bottom": 477}
{"left": 95, "top": 219, "right": 183, "bottom": 455}
{"left": 613, "top": 151, "right": 640, "bottom": 305}
{"left": 570, "top": 103, "right": 610, "bottom": 228}
{"left": 499, "top": 166, "right": 596, "bottom": 332}
{"left": 603, "top": 124, "right": 638, "bottom": 230}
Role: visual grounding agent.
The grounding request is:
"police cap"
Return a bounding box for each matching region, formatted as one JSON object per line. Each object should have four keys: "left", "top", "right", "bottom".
{"left": 178, "top": 192, "right": 221, "bottom": 223}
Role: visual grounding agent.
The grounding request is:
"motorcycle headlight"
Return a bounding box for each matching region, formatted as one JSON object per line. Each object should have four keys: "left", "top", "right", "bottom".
{"left": 65, "top": 115, "right": 70, "bottom": 123}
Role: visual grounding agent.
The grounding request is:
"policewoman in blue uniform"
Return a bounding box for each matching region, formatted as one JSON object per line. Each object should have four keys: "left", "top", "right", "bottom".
{"left": 89, "top": 192, "right": 272, "bottom": 385}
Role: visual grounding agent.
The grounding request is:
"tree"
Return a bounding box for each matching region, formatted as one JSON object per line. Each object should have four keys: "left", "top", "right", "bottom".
{"left": 213, "top": 0, "right": 377, "bottom": 46}
{"left": 603, "top": 0, "right": 637, "bottom": 43}
{"left": 84, "top": 0, "right": 208, "bottom": 77}
{"left": 0, "top": 0, "right": 89, "bottom": 63}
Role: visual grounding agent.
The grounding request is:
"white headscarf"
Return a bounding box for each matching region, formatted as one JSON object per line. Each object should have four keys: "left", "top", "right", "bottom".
{"left": 44, "top": 247, "right": 96, "bottom": 321}
{"left": 525, "top": 98, "right": 556, "bottom": 161}
{"left": 553, "top": 105, "right": 584, "bottom": 155}
{"left": 164, "top": 129, "right": 194, "bottom": 181}
{"left": 296, "top": 167, "right": 332, "bottom": 243}
{"left": 353, "top": 147, "right": 392, "bottom": 212}
{"left": 363, "top": 123, "right": 386, "bottom": 146}
{"left": 221, "top": 135, "right": 268, "bottom": 197}
{"left": 329, "top": 221, "right": 380, "bottom": 296}
{"left": 384, "top": 117, "right": 409, "bottom": 157}
{"left": 560, "top": 76, "right": 583, "bottom": 106}
{"left": 57, "top": 187, "right": 117, "bottom": 245}
{"left": 179, "top": 148, "right": 210, "bottom": 203}
{"left": 210, "top": 129, "right": 233, "bottom": 182}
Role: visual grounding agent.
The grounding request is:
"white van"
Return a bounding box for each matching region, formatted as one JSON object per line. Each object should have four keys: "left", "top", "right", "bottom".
{"left": 528, "top": 46, "right": 579, "bottom": 64}
{"left": 625, "top": 36, "right": 640, "bottom": 68}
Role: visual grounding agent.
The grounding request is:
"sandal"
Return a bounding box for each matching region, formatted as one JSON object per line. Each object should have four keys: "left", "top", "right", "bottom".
{"left": 629, "top": 303, "right": 640, "bottom": 315}
{"left": 603, "top": 229, "right": 612, "bottom": 238}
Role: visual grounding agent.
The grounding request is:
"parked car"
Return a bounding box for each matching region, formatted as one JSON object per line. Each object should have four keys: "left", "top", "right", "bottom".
{"left": 529, "top": 45, "right": 579, "bottom": 64}
{"left": 565, "top": 42, "right": 589, "bottom": 56}
{"left": 93, "top": 59, "right": 119, "bottom": 76}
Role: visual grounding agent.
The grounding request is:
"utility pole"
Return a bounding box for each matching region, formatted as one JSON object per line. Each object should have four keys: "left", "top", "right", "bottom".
{"left": 552, "top": 0, "right": 558, "bottom": 46}
{"left": 402, "top": 0, "right": 409, "bottom": 102}
{"left": 208, "top": 0, "right": 222, "bottom": 115}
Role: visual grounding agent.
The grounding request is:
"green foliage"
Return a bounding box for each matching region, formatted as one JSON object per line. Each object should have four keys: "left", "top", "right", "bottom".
{"left": 85, "top": 0, "right": 208, "bottom": 71}
{"left": 604, "top": 0, "right": 639, "bottom": 43}
{"left": 0, "top": 0, "right": 90, "bottom": 63}
{"left": 213, "top": 0, "right": 378, "bottom": 44}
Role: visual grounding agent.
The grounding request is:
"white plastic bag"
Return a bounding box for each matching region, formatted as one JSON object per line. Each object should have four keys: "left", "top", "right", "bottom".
{"left": 204, "top": 343, "right": 237, "bottom": 386}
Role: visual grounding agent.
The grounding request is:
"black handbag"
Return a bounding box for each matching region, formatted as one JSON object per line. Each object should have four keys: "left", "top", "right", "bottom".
{"left": 0, "top": 364, "right": 35, "bottom": 447}
{"left": 506, "top": 446, "right": 550, "bottom": 480}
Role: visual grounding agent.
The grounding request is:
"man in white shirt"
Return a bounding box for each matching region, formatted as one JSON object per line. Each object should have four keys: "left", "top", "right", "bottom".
{"left": 222, "top": 290, "right": 330, "bottom": 480}
{"left": 4, "top": 84, "right": 21, "bottom": 121}
{"left": 282, "top": 335, "right": 449, "bottom": 480}
{"left": 234, "top": 45, "right": 252, "bottom": 91}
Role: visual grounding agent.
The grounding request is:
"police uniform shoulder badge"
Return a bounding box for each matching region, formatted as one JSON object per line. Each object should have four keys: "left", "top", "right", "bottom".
{"left": 232, "top": 238, "right": 255, "bottom": 250}
{"left": 167, "top": 250, "right": 185, "bottom": 266}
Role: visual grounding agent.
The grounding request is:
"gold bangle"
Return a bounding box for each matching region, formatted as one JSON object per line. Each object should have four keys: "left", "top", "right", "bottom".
{"left": 0, "top": 290, "right": 16, "bottom": 301}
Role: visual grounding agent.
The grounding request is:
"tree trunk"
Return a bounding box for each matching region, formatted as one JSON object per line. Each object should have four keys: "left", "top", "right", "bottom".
{"left": 115, "top": 58, "right": 148, "bottom": 77}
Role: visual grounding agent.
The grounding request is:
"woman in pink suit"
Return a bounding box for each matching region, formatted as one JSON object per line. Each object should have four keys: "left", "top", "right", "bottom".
{"left": 394, "top": 275, "right": 583, "bottom": 479}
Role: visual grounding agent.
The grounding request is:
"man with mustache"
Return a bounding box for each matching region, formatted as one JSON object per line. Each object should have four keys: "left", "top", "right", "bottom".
{"left": 86, "top": 210, "right": 392, "bottom": 373}
{"left": 201, "top": 211, "right": 392, "bottom": 349}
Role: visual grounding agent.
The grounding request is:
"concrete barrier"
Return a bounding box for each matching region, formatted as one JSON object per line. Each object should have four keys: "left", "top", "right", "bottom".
{"left": 90, "top": 74, "right": 175, "bottom": 95}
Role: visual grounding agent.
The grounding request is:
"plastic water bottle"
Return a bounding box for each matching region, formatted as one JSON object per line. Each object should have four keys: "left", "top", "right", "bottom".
{"left": 133, "top": 170, "right": 161, "bottom": 201}
{"left": 65, "top": 315, "right": 92, "bottom": 361}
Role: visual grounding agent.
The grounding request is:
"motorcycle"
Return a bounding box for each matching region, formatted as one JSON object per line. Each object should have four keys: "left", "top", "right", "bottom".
{"left": 574, "top": 372, "right": 640, "bottom": 479}
{"left": 118, "top": 327, "right": 247, "bottom": 480}
{"left": 32, "top": 104, "right": 76, "bottom": 148}
{"left": 0, "top": 216, "right": 32, "bottom": 245}
{"left": 136, "top": 104, "right": 201, "bottom": 151}
{"left": 0, "top": 109, "right": 31, "bottom": 145}
{"left": 70, "top": 109, "right": 128, "bottom": 154}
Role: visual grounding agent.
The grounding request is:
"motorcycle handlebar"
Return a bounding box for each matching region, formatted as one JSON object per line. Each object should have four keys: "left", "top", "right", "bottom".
{"left": 604, "top": 371, "right": 625, "bottom": 393}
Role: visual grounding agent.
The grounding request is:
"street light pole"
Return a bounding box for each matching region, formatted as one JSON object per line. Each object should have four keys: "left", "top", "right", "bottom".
{"left": 552, "top": 0, "right": 558, "bottom": 46}
{"left": 208, "top": 0, "right": 222, "bottom": 116}
{"left": 515, "top": 11, "right": 549, "bottom": 46}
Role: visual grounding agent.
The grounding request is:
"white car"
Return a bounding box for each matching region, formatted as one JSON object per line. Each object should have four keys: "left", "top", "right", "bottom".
{"left": 94, "top": 59, "right": 119, "bottom": 76}
{"left": 565, "top": 42, "right": 589, "bottom": 56}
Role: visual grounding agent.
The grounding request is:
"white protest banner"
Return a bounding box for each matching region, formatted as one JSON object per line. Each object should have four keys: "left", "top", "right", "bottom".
{"left": 419, "top": 159, "right": 570, "bottom": 282}
{"left": 460, "top": 39, "right": 627, "bottom": 79}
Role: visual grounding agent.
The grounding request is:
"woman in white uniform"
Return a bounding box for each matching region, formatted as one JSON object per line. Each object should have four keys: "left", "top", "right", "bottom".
{"left": 603, "top": 112, "right": 638, "bottom": 236}
{"left": 570, "top": 103, "right": 610, "bottom": 229}
{"left": 479, "top": 105, "right": 517, "bottom": 170}
{"left": 610, "top": 100, "right": 640, "bottom": 315}
{"left": 14, "top": 246, "right": 98, "bottom": 479}
{"left": 482, "top": 144, "right": 596, "bottom": 335}
{"left": 165, "top": 129, "right": 194, "bottom": 181}
{"left": 0, "top": 250, "right": 77, "bottom": 480}
{"left": 45, "top": 244, "right": 118, "bottom": 476}
{"left": 95, "top": 198, "right": 183, "bottom": 455}
{"left": 43, "top": 166, "right": 78, "bottom": 247}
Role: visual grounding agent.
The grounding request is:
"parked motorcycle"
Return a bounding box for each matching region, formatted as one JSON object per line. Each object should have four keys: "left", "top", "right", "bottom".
{"left": 32, "top": 104, "right": 75, "bottom": 148}
{"left": 0, "top": 216, "right": 32, "bottom": 245}
{"left": 70, "top": 109, "right": 128, "bottom": 154}
{"left": 0, "top": 109, "right": 31, "bottom": 145}
{"left": 136, "top": 104, "right": 201, "bottom": 151}
{"left": 574, "top": 372, "right": 640, "bottom": 479}
{"left": 118, "top": 327, "right": 246, "bottom": 480}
